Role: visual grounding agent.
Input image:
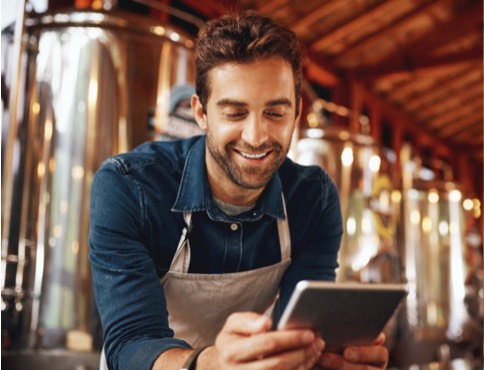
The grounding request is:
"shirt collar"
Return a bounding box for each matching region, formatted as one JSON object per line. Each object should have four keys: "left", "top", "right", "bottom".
{"left": 172, "top": 136, "right": 285, "bottom": 220}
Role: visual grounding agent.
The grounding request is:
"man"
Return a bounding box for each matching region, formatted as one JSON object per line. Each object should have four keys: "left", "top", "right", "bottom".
{"left": 89, "top": 11, "right": 389, "bottom": 370}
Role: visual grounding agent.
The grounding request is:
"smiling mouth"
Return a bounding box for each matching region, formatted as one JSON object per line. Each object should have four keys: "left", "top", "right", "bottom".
{"left": 237, "top": 150, "right": 270, "bottom": 159}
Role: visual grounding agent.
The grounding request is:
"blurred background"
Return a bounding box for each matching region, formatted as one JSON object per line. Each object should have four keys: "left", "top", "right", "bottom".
{"left": 1, "top": 1, "right": 482, "bottom": 369}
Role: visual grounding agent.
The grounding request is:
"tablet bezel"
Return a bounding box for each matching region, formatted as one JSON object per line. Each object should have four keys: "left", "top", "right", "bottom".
{"left": 277, "top": 280, "right": 407, "bottom": 352}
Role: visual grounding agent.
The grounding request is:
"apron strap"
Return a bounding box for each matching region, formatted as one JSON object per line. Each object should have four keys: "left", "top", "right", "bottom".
{"left": 277, "top": 195, "right": 291, "bottom": 260}
{"left": 170, "top": 212, "right": 192, "bottom": 273}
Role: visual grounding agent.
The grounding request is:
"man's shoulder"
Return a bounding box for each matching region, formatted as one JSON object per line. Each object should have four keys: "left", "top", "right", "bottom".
{"left": 99, "top": 136, "right": 203, "bottom": 175}
{"left": 279, "top": 157, "right": 332, "bottom": 187}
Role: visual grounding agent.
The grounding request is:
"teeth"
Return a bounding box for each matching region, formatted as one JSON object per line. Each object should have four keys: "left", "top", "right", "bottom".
{"left": 240, "top": 151, "right": 267, "bottom": 159}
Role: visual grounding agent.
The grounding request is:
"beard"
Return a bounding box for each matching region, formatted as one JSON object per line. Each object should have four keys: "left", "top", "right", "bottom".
{"left": 205, "top": 130, "right": 288, "bottom": 190}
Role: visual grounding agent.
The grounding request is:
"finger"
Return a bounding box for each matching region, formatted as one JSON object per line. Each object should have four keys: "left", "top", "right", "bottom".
{"left": 221, "top": 329, "right": 323, "bottom": 362}
{"left": 252, "top": 343, "right": 323, "bottom": 370}
{"left": 222, "top": 312, "right": 272, "bottom": 336}
{"left": 317, "top": 353, "right": 383, "bottom": 370}
{"left": 317, "top": 352, "right": 344, "bottom": 369}
{"left": 343, "top": 345, "right": 389, "bottom": 367}
{"left": 373, "top": 332, "right": 386, "bottom": 345}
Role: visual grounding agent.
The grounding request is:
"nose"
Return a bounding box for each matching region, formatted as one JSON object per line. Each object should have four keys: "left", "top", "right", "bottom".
{"left": 241, "top": 114, "right": 269, "bottom": 147}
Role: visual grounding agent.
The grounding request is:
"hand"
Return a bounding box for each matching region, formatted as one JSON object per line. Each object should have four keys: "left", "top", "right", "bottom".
{"left": 314, "top": 333, "right": 389, "bottom": 370}
{"left": 199, "top": 312, "right": 325, "bottom": 370}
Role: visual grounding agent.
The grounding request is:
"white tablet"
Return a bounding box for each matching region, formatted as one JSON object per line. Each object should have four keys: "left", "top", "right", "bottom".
{"left": 277, "top": 280, "right": 407, "bottom": 352}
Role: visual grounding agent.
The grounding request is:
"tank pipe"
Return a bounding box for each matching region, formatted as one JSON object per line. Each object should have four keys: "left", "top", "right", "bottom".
{"left": 1, "top": 0, "right": 28, "bottom": 289}
{"left": 131, "top": 0, "right": 206, "bottom": 29}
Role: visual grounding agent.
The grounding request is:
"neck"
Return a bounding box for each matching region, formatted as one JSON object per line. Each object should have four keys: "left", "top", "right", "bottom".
{"left": 208, "top": 172, "right": 264, "bottom": 206}
{"left": 205, "top": 152, "right": 265, "bottom": 207}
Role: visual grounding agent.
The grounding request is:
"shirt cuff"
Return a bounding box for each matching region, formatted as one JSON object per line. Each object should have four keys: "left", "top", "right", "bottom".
{"left": 118, "top": 337, "right": 192, "bottom": 370}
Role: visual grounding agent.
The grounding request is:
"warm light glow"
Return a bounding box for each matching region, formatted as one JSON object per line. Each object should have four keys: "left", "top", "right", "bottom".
{"left": 341, "top": 147, "right": 354, "bottom": 167}
{"left": 336, "top": 106, "right": 349, "bottom": 116}
{"left": 71, "top": 166, "right": 84, "bottom": 181}
{"left": 49, "top": 157, "right": 56, "bottom": 172}
{"left": 44, "top": 119, "right": 53, "bottom": 141}
{"left": 346, "top": 217, "right": 356, "bottom": 235}
{"left": 473, "top": 198, "right": 482, "bottom": 218}
{"left": 391, "top": 190, "right": 401, "bottom": 203}
{"left": 88, "top": 79, "right": 98, "bottom": 107}
{"left": 449, "top": 222, "right": 459, "bottom": 235}
{"left": 307, "top": 112, "right": 319, "bottom": 127}
{"left": 463, "top": 198, "right": 474, "bottom": 211}
{"left": 428, "top": 190, "right": 439, "bottom": 204}
{"left": 306, "top": 128, "right": 323, "bottom": 138}
{"left": 368, "top": 154, "right": 381, "bottom": 172}
{"left": 325, "top": 101, "right": 337, "bottom": 112}
{"left": 422, "top": 216, "right": 432, "bottom": 233}
{"left": 32, "top": 102, "right": 41, "bottom": 114}
{"left": 152, "top": 26, "right": 165, "bottom": 36}
{"left": 439, "top": 221, "right": 449, "bottom": 236}
{"left": 169, "top": 32, "right": 180, "bottom": 42}
{"left": 361, "top": 212, "right": 372, "bottom": 234}
{"left": 359, "top": 115, "right": 370, "bottom": 126}
{"left": 37, "top": 162, "right": 46, "bottom": 177}
{"left": 72, "top": 240, "right": 79, "bottom": 255}
{"left": 449, "top": 190, "right": 462, "bottom": 202}
{"left": 410, "top": 210, "right": 420, "bottom": 225}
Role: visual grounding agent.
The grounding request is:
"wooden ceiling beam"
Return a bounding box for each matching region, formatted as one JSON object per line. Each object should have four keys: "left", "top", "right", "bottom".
{"left": 333, "top": 0, "right": 449, "bottom": 66}
{"left": 358, "top": 47, "right": 482, "bottom": 77}
{"left": 256, "top": 0, "right": 292, "bottom": 14}
{"left": 305, "top": 60, "right": 340, "bottom": 88}
{"left": 355, "top": 1, "right": 483, "bottom": 77}
{"left": 404, "top": 67, "right": 482, "bottom": 111}
{"left": 288, "top": 1, "right": 343, "bottom": 34}
{"left": 403, "top": 1, "right": 483, "bottom": 56}
{"left": 427, "top": 101, "right": 482, "bottom": 130}
{"left": 416, "top": 84, "right": 483, "bottom": 121}
{"left": 452, "top": 128, "right": 483, "bottom": 147}
{"left": 437, "top": 110, "right": 482, "bottom": 134}
{"left": 176, "top": 0, "right": 238, "bottom": 19}
{"left": 411, "top": 66, "right": 481, "bottom": 102}
{"left": 309, "top": 0, "right": 401, "bottom": 53}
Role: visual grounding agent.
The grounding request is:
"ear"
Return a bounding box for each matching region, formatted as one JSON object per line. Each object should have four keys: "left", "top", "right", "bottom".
{"left": 191, "top": 95, "right": 207, "bottom": 131}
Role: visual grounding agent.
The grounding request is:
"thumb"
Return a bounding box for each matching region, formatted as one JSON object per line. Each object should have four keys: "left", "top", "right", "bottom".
{"left": 222, "top": 312, "right": 272, "bottom": 336}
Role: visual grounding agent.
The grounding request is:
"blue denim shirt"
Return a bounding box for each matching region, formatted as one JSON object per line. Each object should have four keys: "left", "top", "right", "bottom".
{"left": 89, "top": 135, "right": 342, "bottom": 370}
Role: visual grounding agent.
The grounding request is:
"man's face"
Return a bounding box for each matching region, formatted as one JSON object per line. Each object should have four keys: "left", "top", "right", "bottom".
{"left": 192, "top": 57, "right": 300, "bottom": 202}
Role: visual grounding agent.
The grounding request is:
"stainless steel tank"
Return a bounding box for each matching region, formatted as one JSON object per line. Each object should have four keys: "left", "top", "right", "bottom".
{"left": 392, "top": 178, "right": 482, "bottom": 365}
{"left": 1, "top": 9, "right": 195, "bottom": 350}
{"left": 296, "top": 127, "right": 402, "bottom": 285}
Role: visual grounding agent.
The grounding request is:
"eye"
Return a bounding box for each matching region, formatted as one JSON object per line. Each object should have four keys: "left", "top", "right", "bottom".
{"left": 222, "top": 108, "right": 247, "bottom": 120}
{"left": 265, "top": 111, "right": 285, "bottom": 119}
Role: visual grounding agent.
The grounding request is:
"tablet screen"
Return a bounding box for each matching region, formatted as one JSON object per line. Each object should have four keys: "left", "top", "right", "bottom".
{"left": 277, "top": 281, "right": 407, "bottom": 352}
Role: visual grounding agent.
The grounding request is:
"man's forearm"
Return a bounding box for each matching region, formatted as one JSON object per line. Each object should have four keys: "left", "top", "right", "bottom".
{"left": 152, "top": 347, "right": 192, "bottom": 370}
{"left": 152, "top": 346, "right": 217, "bottom": 370}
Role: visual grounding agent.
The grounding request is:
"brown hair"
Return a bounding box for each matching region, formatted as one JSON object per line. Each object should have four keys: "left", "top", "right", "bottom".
{"left": 195, "top": 11, "right": 305, "bottom": 113}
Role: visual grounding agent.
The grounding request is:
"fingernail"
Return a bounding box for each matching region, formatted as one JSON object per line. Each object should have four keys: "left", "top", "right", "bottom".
{"left": 252, "top": 316, "right": 269, "bottom": 330}
{"left": 303, "top": 331, "right": 315, "bottom": 343}
{"left": 316, "top": 338, "right": 325, "bottom": 351}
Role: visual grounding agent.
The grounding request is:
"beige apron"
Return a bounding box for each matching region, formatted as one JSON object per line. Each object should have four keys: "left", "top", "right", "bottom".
{"left": 100, "top": 198, "right": 291, "bottom": 369}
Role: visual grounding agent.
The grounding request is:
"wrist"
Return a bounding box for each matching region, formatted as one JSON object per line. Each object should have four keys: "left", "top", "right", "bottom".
{"left": 191, "top": 346, "right": 217, "bottom": 370}
{"left": 181, "top": 347, "right": 208, "bottom": 370}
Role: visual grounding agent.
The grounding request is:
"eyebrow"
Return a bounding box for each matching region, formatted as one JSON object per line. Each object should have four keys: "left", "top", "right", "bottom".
{"left": 216, "top": 98, "right": 293, "bottom": 108}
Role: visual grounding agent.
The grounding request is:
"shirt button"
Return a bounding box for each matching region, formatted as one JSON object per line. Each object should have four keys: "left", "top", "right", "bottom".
{"left": 230, "top": 223, "right": 238, "bottom": 231}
